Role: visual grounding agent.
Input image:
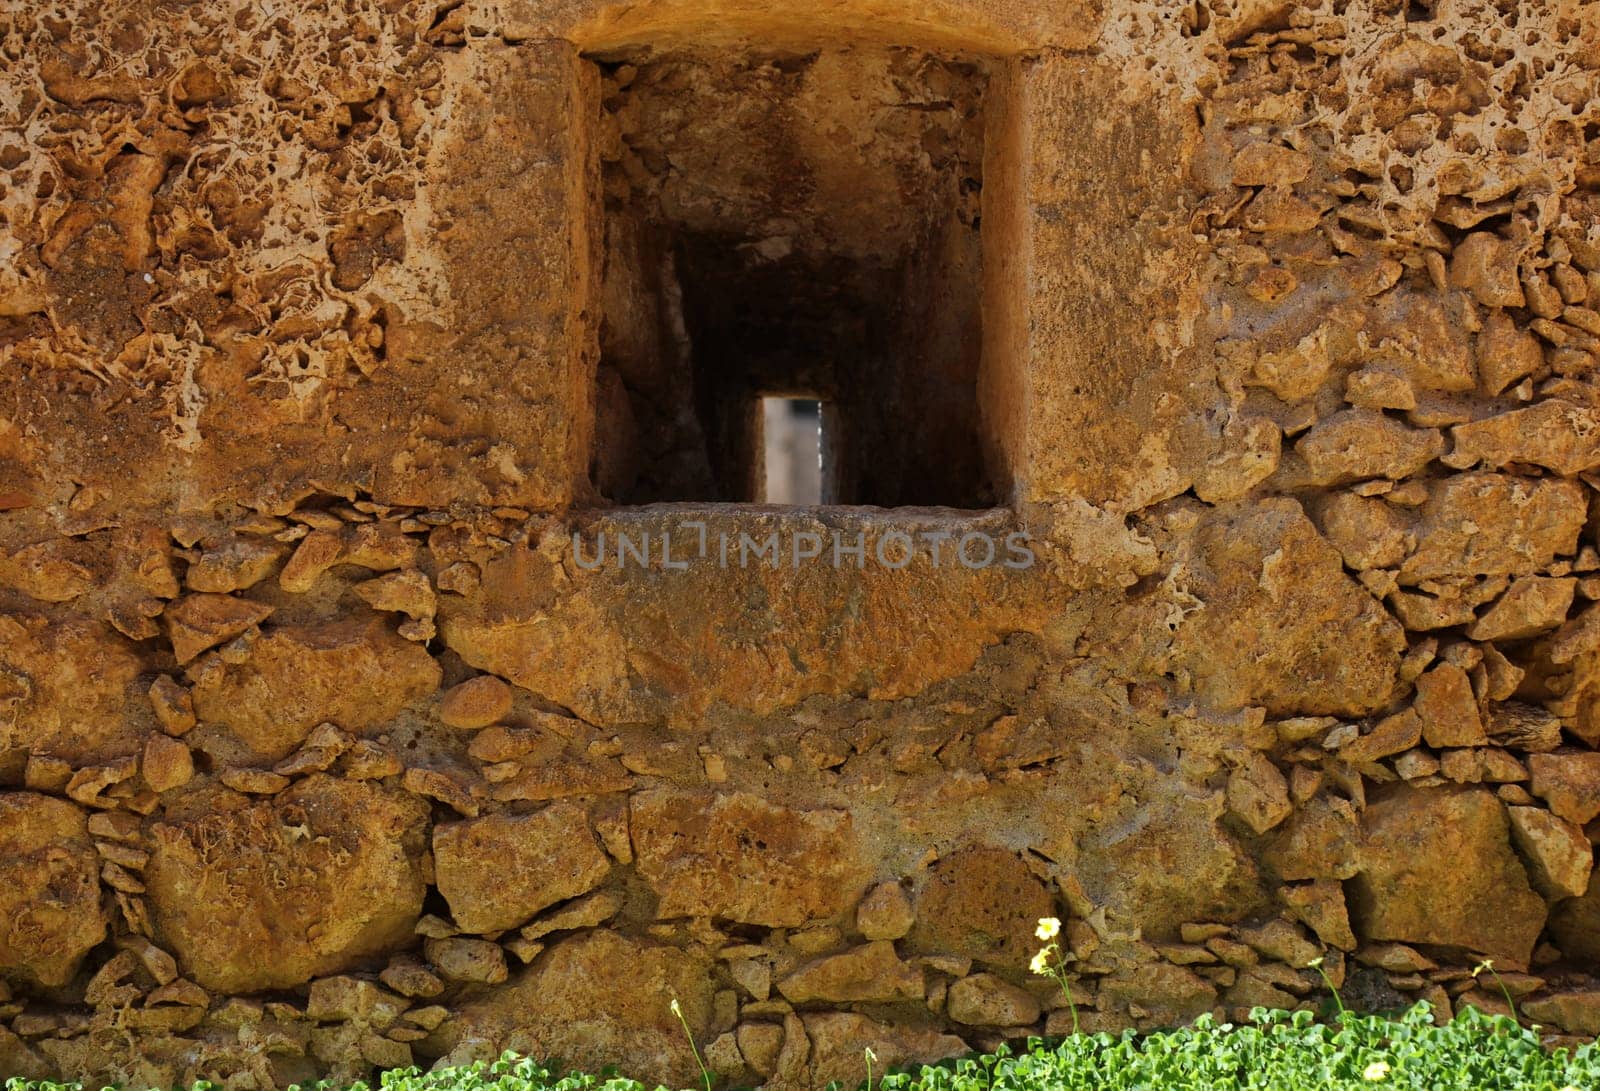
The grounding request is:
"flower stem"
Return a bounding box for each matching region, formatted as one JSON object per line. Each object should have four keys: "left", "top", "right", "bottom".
{"left": 670, "top": 996, "right": 713, "bottom": 1091}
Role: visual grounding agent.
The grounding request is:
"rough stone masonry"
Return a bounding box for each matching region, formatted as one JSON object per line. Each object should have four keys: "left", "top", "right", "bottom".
{"left": 1, "top": 0, "right": 1599, "bottom": 1086}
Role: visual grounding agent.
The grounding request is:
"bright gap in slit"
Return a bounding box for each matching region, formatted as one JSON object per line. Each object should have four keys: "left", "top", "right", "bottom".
{"left": 763, "top": 397, "right": 823, "bottom": 505}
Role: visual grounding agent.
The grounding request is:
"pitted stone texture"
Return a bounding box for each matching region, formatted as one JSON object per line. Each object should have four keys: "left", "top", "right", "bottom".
{"left": 1075, "top": 787, "right": 1270, "bottom": 941}
{"left": 802, "top": 1013, "right": 969, "bottom": 1091}
{"left": 433, "top": 804, "right": 611, "bottom": 933}
{"left": 164, "top": 594, "right": 277, "bottom": 665}
{"left": 1398, "top": 474, "right": 1587, "bottom": 585}
{"left": 1528, "top": 751, "right": 1600, "bottom": 826}
{"left": 1, "top": 0, "right": 1598, "bottom": 1075}
{"left": 631, "top": 790, "right": 872, "bottom": 927}
{"left": 437, "top": 513, "right": 1051, "bottom": 727}
{"left": 0, "top": 616, "right": 151, "bottom": 764}
{"left": 1295, "top": 410, "right": 1443, "bottom": 486}
{"left": 946, "top": 973, "right": 1042, "bottom": 1026}
{"left": 1152, "top": 500, "right": 1406, "bottom": 717}
{"left": 188, "top": 618, "right": 441, "bottom": 763}
{"left": 439, "top": 932, "right": 715, "bottom": 1090}
{"left": 0, "top": 793, "right": 106, "bottom": 988}
{"left": 438, "top": 675, "right": 513, "bottom": 730}
{"left": 1506, "top": 807, "right": 1593, "bottom": 901}
{"left": 905, "top": 848, "right": 1054, "bottom": 972}
{"left": 1098, "top": 962, "right": 1217, "bottom": 1025}
{"left": 1449, "top": 401, "right": 1600, "bottom": 476}
{"left": 777, "top": 942, "right": 923, "bottom": 1004}
{"left": 856, "top": 882, "right": 916, "bottom": 941}
{"left": 146, "top": 776, "right": 430, "bottom": 992}
{"left": 1349, "top": 786, "right": 1545, "bottom": 965}
{"left": 1016, "top": 53, "right": 1215, "bottom": 510}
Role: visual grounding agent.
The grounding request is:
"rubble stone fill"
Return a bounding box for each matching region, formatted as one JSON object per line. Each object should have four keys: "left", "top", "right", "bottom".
{"left": 1, "top": 0, "right": 1599, "bottom": 1086}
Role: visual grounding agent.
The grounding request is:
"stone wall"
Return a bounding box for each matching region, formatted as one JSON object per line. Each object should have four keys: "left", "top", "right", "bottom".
{"left": 1, "top": 0, "right": 1599, "bottom": 1086}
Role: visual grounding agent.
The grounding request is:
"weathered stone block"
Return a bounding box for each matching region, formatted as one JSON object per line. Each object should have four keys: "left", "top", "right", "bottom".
{"left": 441, "top": 932, "right": 714, "bottom": 1089}
{"left": 0, "top": 793, "right": 105, "bottom": 988}
{"left": 146, "top": 777, "right": 430, "bottom": 992}
{"left": 631, "top": 791, "right": 871, "bottom": 927}
{"left": 1348, "top": 787, "right": 1545, "bottom": 964}
{"left": 433, "top": 805, "right": 611, "bottom": 933}
{"left": 188, "top": 618, "right": 441, "bottom": 763}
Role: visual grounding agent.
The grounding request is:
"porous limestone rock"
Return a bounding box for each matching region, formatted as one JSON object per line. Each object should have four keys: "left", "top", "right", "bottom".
{"left": 0, "top": 793, "right": 106, "bottom": 987}
{"left": 1311, "top": 492, "right": 1413, "bottom": 571}
{"left": 163, "top": 593, "right": 275, "bottom": 665}
{"left": 1506, "top": 807, "right": 1593, "bottom": 901}
{"left": 777, "top": 942, "right": 923, "bottom": 1004}
{"left": 856, "top": 881, "right": 916, "bottom": 941}
{"left": 1398, "top": 475, "right": 1587, "bottom": 585}
{"left": 1413, "top": 664, "right": 1487, "bottom": 748}
{"left": 424, "top": 937, "right": 508, "bottom": 985}
{"left": 438, "top": 675, "right": 513, "bottom": 730}
{"left": 1551, "top": 872, "right": 1600, "bottom": 966}
{"left": 1528, "top": 752, "right": 1600, "bottom": 826}
{"left": 1348, "top": 787, "right": 1545, "bottom": 964}
{"left": 905, "top": 848, "right": 1056, "bottom": 972}
{"left": 1225, "top": 751, "right": 1293, "bottom": 834}
{"left": 433, "top": 804, "right": 611, "bottom": 933}
{"left": 630, "top": 791, "right": 871, "bottom": 927}
{"left": 1339, "top": 710, "right": 1423, "bottom": 765}
{"left": 1097, "top": 962, "right": 1218, "bottom": 1025}
{"left": 185, "top": 538, "right": 283, "bottom": 594}
{"left": 1467, "top": 577, "right": 1578, "bottom": 642}
{"left": 0, "top": 616, "right": 151, "bottom": 764}
{"left": 1448, "top": 401, "right": 1600, "bottom": 476}
{"left": 2, "top": 0, "right": 1598, "bottom": 1078}
{"left": 1283, "top": 880, "right": 1357, "bottom": 951}
{"left": 802, "top": 1013, "right": 968, "bottom": 1091}
{"left": 188, "top": 619, "right": 441, "bottom": 762}
{"left": 1295, "top": 410, "right": 1443, "bottom": 486}
{"left": 141, "top": 734, "right": 194, "bottom": 794}
{"left": 945, "top": 974, "right": 1042, "bottom": 1027}
{"left": 146, "top": 776, "right": 430, "bottom": 992}
{"left": 1266, "top": 793, "right": 1361, "bottom": 882}
{"left": 439, "top": 932, "right": 715, "bottom": 1089}
{"left": 1155, "top": 500, "right": 1406, "bottom": 718}
{"left": 1522, "top": 992, "right": 1600, "bottom": 1037}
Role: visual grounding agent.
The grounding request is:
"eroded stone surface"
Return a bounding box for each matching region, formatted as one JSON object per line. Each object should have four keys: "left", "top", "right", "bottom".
{"left": 433, "top": 805, "right": 611, "bottom": 933}
{"left": 188, "top": 619, "right": 441, "bottom": 762}
{"left": 1349, "top": 787, "right": 1545, "bottom": 965}
{"left": 1153, "top": 500, "right": 1406, "bottom": 718}
{"left": 439, "top": 932, "right": 715, "bottom": 1088}
{"left": 906, "top": 848, "right": 1055, "bottom": 971}
{"left": 0, "top": 616, "right": 152, "bottom": 764}
{"left": 146, "top": 777, "right": 430, "bottom": 992}
{"left": 777, "top": 942, "right": 923, "bottom": 1004}
{"left": 1506, "top": 806, "right": 1593, "bottom": 902}
{"left": 631, "top": 791, "right": 871, "bottom": 927}
{"left": 0, "top": 793, "right": 106, "bottom": 987}
{"left": 1, "top": 0, "right": 1598, "bottom": 1081}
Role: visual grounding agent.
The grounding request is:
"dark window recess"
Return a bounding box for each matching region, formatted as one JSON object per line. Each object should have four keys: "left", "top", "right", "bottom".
{"left": 588, "top": 44, "right": 998, "bottom": 508}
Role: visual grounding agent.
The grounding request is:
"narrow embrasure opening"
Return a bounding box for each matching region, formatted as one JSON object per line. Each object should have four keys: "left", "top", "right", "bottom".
{"left": 588, "top": 43, "right": 1002, "bottom": 509}
{"left": 762, "top": 397, "right": 823, "bottom": 505}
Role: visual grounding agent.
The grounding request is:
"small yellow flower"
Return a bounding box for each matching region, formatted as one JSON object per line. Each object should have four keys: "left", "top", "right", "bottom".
{"left": 1030, "top": 949, "right": 1052, "bottom": 976}
{"left": 1363, "top": 1061, "right": 1390, "bottom": 1081}
{"left": 1035, "top": 917, "right": 1062, "bottom": 941}
{"left": 670, "top": 998, "right": 682, "bottom": 1017}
